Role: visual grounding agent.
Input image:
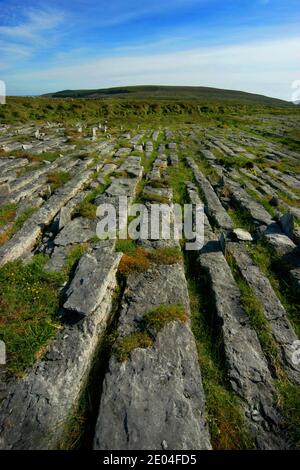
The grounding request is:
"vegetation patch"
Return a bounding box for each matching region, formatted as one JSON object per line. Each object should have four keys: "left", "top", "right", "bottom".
{"left": 74, "top": 180, "right": 110, "bottom": 219}
{"left": 226, "top": 252, "right": 282, "bottom": 376}
{"left": 65, "top": 244, "right": 89, "bottom": 274}
{"left": 115, "top": 238, "right": 137, "bottom": 254}
{"left": 140, "top": 192, "right": 170, "bottom": 204}
{"left": 148, "top": 246, "right": 182, "bottom": 264}
{"left": 227, "top": 206, "right": 256, "bottom": 232}
{"left": 0, "top": 203, "right": 17, "bottom": 227}
{"left": 167, "top": 157, "right": 194, "bottom": 203}
{"left": 0, "top": 254, "right": 65, "bottom": 376}
{"left": 118, "top": 244, "right": 182, "bottom": 276}
{"left": 118, "top": 247, "right": 151, "bottom": 276}
{"left": 142, "top": 304, "right": 188, "bottom": 333}
{"left": 113, "top": 332, "right": 153, "bottom": 362}
{"left": 276, "top": 380, "right": 300, "bottom": 448}
{"left": 247, "top": 239, "right": 300, "bottom": 337}
{"left": 0, "top": 207, "right": 38, "bottom": 246}
{"left": 149, "top": 178, "right": 170, "bottom": 189}
{"left": 184, "top": 252, "right": 254, "bottom": 450}
{"left": 47, "top": 171, "right": 71, "bottom": 192}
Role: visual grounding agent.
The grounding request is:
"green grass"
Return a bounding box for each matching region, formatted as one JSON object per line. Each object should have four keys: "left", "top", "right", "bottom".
{"left": 115, "top": 238, "right": 137, "bottom": 254}
{"left": 117, "top": 244, "right": 183, "bottom": 276}
{"left": 65, "top": 244, "right": 88, "bottom": 274}
{"left": 0, "top": 254, "right": 65, "bottom": 376}
{"left": 46, "top": 171, "right": 71, "bottom": 192}
{"left": 113, "top": 331, "right": 153, "bottom": 362}
{"left": 44, "top": 85, "right": 291, "bottom": 107}
{"left": 0, "top": 203, "right": 17, "bottom": 227}
{"left": 167, "top": 155, "right": 194, "bottom": 203}
{"left": 226, "top": 249, "right": 300, "bottom": 448}
{"left": 142, "top": 304, "right": 188, "bottom": 332}
{"left": 247, "top": 239, "right": 300, "bottom": 337}
{"left": 276, "top": 380, "right": 300, "bottom": 448}
{"left": 226, "top": 251, "right": 281, "bottom": 375}
{"left": 2, "top": 93, "right": 298, "bottom": 129}
{"left": 0, "top": 206, "right": 38, "bottom": 246}
{"left": 2, "top": 149, "right": 64, "bottom": 162}
{"left": 140, "top": 191, "right": 170, "bottom": 204}
{"left": 185, "top": 254, "right": 254, "bottom": 449}
{"left": 74, "top": 180, "right": 110, "bottom": 219}
{"left": 148, "top": 246, "right": 182, "bottom": 265}
{"left": 227, "top": 206, "right": 256, "bottom": 232}
{"left": 0, "top": 242, "right": 91, "bottom": 377}
{"left": 194, "top": 154, "right": 220, "bottom": 184}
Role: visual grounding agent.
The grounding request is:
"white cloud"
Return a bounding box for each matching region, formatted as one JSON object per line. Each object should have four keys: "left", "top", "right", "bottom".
{"left": 0, "top": 8, "right": 65, "bottom": 70}
{"left": 8, "top": 36, "right": 300, "bottom": 100}
{"left": 0, "top": 8, "right": 64, "bottom": 40}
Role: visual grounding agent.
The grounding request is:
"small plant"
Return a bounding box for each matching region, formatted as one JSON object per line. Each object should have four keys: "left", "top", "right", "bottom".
{"left": 0, "top": 203, "right": 17, "bottom": 227}
{"left": 227, "top": 207, "right": 256, "bottom": 232}
{"left": 0, "top": 207, "right": 38, "bottom": 246}
{"left": 76, "top": 200, "right": 97, "bottom": 219}
{"left": 115, "top": 238, "right": 137, "bottom": 254}
{"left": 74, "top": 180, "right": 110, "bottom": 219}
{"left": 118, "top": 247, "right": 150, "bottom": 276}
{"left": 65, "top": 244, "right": 88, "bottom": 274}
{"left": 148, "top": 246, "right": 182, "bottom": 264}
{"left": 142, "top": 304, "right": 188, "bottom": 332}
{"left": 149, "top": 178, "right": 169, "bottom": 189}
{"left": 276, "top": 380, "right": 300, "bottom": 448}
{"left": 113, "top": 332, "right": 153, "bottom": 362}
{"left": 47, "top": 171, "right": 71, "bottom": 192}
{"left": 140, "top": 192, "right": 170, "bottom": 204}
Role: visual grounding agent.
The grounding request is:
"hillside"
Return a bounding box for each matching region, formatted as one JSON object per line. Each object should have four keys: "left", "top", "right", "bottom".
{"left": 43, "top": 85, "right": 292, "bottom": 107}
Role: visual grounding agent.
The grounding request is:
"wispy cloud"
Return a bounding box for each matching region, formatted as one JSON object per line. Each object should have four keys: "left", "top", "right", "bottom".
{"left": 0, "top": 7, "right": 65, "bottom": 69}
{"left": 0, "top": 8, "right": 64, "bottom": 40}
{"left": 75, "top": 0, "right": 211, "bottom": 28}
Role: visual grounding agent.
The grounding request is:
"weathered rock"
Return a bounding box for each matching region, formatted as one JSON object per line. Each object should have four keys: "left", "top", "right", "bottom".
{"left": 94, "top": 264, "right": 211, "bottom": 450}
{"left": 142, "top": 185, "right": 173, "bottom": 203}
{"left": 186, "top": 157, "right": 233, "bottom": 231}
{"left": 64, "top": 248, "right": 121, "bottom": 317}
{"left": 54, "top": 217, "right": 96, "bottom": 246}
{"left": 224, "top": 177, "right": 273, "bottom": 226}
{"left": 232, "top": 228, "right": 253, "bottom": 241}
{"left": 227, "top": 242, "right": 300, "bottom": 385}
{"left": 0, "top": 244, "right": 120, "bottom": 449}
{"left": 0, "top": 170, "right": 94, "bottom": 267}
{"left": 279, "top": 212, "right": 294, "bottom": 239}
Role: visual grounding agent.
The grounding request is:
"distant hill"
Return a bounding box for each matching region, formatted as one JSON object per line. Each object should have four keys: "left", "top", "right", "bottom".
{"left": 43, "top": 85, "right": 291, "bottom": 107}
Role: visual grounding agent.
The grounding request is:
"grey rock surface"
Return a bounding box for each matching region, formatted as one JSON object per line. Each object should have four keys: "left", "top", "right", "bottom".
{"left": 186, "top": 157, "right": 233, "bottom": 231}
{"left": 94, "top": 264, "right": 211, "bottom": 450}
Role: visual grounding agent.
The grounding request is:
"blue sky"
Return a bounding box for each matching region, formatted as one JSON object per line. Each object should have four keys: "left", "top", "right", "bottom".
{"left": 0, "top": 0, "right": 299, "bottom": 99}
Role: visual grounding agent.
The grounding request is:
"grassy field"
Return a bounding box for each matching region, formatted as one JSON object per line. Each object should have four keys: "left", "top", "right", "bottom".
{"left": 1, "top": 86, "right": 299, "bottom": 129}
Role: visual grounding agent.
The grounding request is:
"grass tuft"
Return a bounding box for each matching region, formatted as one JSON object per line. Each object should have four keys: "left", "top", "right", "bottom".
{"left": 113, "top": 332, "right": 153, "bottom": 362}
{"left": 47, "top": 171, "right": 71, "bottom": 192}
{"left": 142, "top": 304, "right": 188, "bottom": 332}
